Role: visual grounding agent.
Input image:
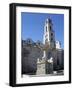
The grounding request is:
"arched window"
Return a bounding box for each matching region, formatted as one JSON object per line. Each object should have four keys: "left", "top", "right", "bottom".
{"left": 50, "top": 26, "right": 51, "bottom": 30}
{"left": 46, "top": 26, "right": 47, "bottom": 32}
{"left": 51, "top": 33, "right": 53, "bottom": 36}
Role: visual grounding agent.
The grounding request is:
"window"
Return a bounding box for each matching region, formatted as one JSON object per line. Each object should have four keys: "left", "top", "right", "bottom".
{"left": 50, "top": 26, "right": 51, "bottom": 30}
{"left": 46, "top": 26, "right": 47, "bottom": 32}
{"left": 51, "top": 33, "right": 53, "bottom": 36}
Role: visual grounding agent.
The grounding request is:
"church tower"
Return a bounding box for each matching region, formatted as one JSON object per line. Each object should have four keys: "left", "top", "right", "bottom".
{"left": 43, "top": 18, "right": 55, "bottom": 49}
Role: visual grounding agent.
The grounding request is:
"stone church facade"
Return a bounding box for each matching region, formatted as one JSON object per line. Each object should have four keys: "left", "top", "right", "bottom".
{"left": 22, "top": 18, "right": 64, "bottom": 75}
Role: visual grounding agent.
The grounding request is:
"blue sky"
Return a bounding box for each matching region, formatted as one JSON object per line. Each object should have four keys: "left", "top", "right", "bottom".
{"left": 21, "top": 12, "right": 64, "bottom": 48}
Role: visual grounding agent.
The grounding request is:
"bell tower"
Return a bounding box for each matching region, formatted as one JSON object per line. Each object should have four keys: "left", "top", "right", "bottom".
{"left": 43, "top": 18, "right": 55, "bottom": 49}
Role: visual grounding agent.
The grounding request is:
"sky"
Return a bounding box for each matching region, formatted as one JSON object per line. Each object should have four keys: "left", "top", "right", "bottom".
{"left": 21, "top": 12, "right": 64, "bottom": 48}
